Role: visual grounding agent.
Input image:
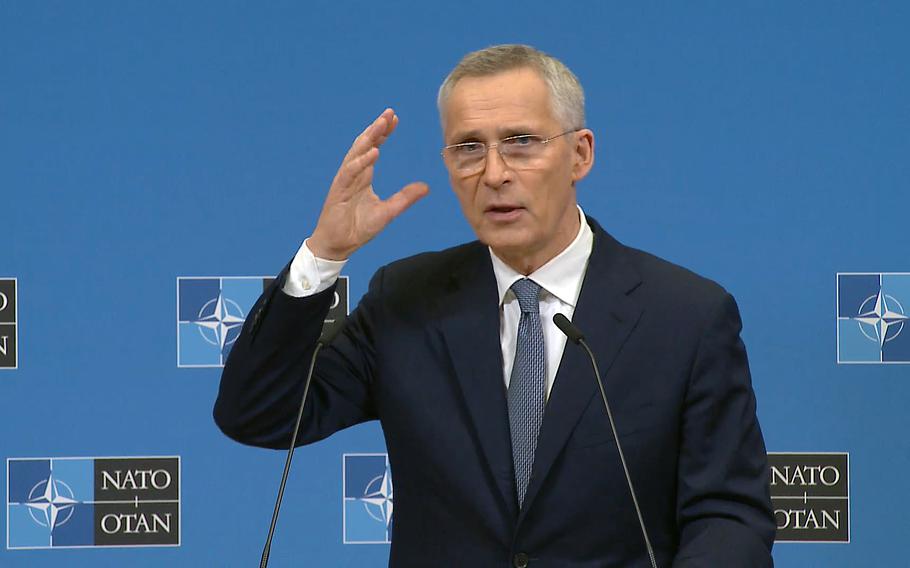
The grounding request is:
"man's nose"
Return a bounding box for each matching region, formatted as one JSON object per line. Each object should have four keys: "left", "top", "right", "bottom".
{"left": 481, "top": 145, "right": 511, "bottom": 188}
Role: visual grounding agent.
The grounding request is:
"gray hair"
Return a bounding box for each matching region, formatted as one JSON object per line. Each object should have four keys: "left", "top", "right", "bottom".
{"left": 437, "top": 44, "right": 585, "bottom": 130}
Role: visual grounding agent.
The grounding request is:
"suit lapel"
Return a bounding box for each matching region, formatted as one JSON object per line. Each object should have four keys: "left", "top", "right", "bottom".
{"left": 519, "top": 222, "right": 644, "bottom": 519}
{"left": 436, "top": 246, "right": 519, "bottom": 518}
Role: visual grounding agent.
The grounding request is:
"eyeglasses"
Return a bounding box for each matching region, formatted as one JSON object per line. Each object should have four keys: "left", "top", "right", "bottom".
{"left": 441, "top": 130, "right": 578, "bottom": 176}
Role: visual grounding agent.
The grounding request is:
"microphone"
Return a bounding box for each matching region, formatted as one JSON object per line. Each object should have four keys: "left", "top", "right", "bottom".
{"left": 553, "top": 313, "right": 658, "bottom": 568}
{"left": 260, "top": 321, "right": 345, "bottom": 568}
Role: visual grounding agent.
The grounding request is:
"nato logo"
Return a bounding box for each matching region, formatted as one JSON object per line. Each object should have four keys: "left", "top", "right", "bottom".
{"left": 177, "top": 276, "right": 349, "bottom": 367}
{"left": 177, "top": 277, "right": 265, "bottom": 367}
{"left": 0, "top": 278, "right": 17, "bottom": 369}
{"left": 769, "top": 452, "right": 849, "bottom": 543}
{"left": 343, "top": 453, "right": 393, "bottom": 544}
{"left": 837, "top": 273, "right": 910, "bottom": 364}
{"left": 7, "top": 456, "right": 180, "bottom": 549}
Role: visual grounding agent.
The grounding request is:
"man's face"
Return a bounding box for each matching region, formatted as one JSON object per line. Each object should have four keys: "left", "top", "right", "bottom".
{"left": 442, "top": 67, "right": 593, "bottom": 272}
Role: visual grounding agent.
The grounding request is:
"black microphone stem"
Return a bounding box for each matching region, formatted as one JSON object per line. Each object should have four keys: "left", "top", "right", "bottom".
{"left": 576, "top": 336, "right": 658, "bottom": 568}
{"left": 260, "top": 341, "right": 324, "bottom": 568}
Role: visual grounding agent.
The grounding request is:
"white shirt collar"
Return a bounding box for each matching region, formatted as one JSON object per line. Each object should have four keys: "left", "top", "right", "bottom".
{"left": 490, "top": 205, "right": 593, "bottom": 307}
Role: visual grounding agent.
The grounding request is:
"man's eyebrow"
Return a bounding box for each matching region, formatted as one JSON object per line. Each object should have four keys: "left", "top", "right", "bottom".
{"left": 448, "top": 129, "right": 483, "bottom": 144}
{"left": 499, "top": 125, "right": 536, "bottom": 138}
{"left": 448, "top": 126, "right": 538, "bottom": 144}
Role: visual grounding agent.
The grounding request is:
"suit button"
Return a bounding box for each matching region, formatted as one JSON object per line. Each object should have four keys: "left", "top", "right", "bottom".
{"left": 513, "top": 552, "right": 529, "bottom": 568}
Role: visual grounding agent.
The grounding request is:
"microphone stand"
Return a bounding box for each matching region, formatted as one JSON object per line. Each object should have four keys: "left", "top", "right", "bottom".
{"left": 260, "top": 341, "right": 325, "bottom": 568}
{"left": 554, "top": 313, "right": 658, "bottom": 568}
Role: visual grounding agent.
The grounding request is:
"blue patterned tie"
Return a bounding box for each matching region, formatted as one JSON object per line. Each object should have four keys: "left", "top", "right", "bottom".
{"left": 507, "top": 278, "right": 546, "bottom": 507}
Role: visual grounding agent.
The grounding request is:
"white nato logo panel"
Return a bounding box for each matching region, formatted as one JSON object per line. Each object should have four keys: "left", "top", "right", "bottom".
{"left": 342, "top": 453, "right": 393, "bottom": 544}
{"left": 7, "top": 456, "right": 181, "bottom": 549}
{"left": 177, "top": 277, "right": 265, "bottom": 368}
{"left": 176, "top": 276, "right": 349, "bottom": 368}
{"left": 837, "top": 273, "right": 910, "bottom": 364}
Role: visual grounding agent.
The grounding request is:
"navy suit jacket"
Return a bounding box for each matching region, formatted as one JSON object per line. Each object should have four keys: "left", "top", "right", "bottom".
{"left": 214, "top": 217, "right": 775, "bottom": 567}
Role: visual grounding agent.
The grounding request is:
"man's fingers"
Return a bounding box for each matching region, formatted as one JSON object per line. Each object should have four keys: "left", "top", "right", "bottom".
{"left": 362, "top": 110, "right": 398, "bottom": 150}
{"left": 345, "top": 109, "right": 395, "bottom": 162}
{"left": 335, "top": 108, "right": 400, "bottom": 190}
{"left": 335, "top": 147, "right": 379, "bottom": 189}
{"left": 381, "top": 182, "right": 430, "bottom": 220}
{"left": 375, "top": 113, "right": 399, "bottom": 146}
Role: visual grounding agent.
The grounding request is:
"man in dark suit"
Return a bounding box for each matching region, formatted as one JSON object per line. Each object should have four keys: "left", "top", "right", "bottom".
{"left": 214, "top": 45, "right": 775, "bottom": 567}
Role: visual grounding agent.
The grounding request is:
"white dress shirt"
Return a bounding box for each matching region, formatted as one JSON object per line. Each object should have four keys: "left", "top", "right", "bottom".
{"left": 283, "top": 206, "right": 594, "bottom": 400}
{"left": 491, "top": 206, "right": 592, "bottom": 399}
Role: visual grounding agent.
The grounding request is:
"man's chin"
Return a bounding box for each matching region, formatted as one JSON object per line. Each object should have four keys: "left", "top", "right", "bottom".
{"left": 476, "top": 225, "right": 530, "bottom": 250}
{"left": 481, "top": 237, "right": 539, "bottom": 264}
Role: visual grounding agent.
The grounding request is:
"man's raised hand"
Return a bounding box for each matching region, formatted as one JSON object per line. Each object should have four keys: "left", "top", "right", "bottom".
{"left": 308, "top": 108, "right": 429, "bottom": 260}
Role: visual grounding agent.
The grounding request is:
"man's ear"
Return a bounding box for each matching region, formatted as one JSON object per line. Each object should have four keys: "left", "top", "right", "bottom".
{"left": 571, "top": 129, "right": 595, "bottom": 182}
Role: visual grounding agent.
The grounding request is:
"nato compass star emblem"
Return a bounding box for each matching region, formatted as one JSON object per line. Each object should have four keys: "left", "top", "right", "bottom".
{"left": 25, "top": 473, "right": 78, "bottom": 530}
{"left": 343, "top": 453, "right": 394, "bottom": 544}
{"left": 837, "top": 273, "right": 910, "bottom": 363}
{"left": 177, "top": 275, "right": 350, "bottom": 367}
{"left": 193, "top": 293, "right": 245, "bottom": 351}
{"left": 358, "top": 468, "right": 394, "bottom": 528}
{"left": 852, "top": 290, "right": 908, "bottom": 346}
{"left": 8, "top": 455, "right": 181, "bottom": 549}
{"left": 177, "top": 277, "right": 266, "bottom": 367}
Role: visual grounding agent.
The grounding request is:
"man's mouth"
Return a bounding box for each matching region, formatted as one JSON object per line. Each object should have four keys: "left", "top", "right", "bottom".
{"left": 484, "top": 205, "right": 525, "bottom": 221}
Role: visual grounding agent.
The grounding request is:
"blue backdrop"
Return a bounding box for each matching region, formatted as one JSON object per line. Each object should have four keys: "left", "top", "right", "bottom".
{"left": 2, "top": 1, "right": 908, "bottom": 566}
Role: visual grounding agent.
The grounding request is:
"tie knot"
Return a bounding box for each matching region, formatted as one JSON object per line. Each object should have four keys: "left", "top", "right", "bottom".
{"left": 511, "top": 278, "right": 541, "bottom": 314}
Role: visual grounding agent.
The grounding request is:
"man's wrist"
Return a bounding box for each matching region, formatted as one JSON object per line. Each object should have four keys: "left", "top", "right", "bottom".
{"left": 307, "top": 235, "right": 351, "bottom": 262}
{"left": 283, "top": 238, "right": 348, "bottom": 298}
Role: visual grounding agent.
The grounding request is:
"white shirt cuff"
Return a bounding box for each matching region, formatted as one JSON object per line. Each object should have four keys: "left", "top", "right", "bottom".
{"left": 282, "top": 238, "right": 347, "bottom": 297}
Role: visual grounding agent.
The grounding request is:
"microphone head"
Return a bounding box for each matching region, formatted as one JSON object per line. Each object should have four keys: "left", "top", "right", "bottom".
{"left": 553, "top": 313, "right": 585, "bottom": 344}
